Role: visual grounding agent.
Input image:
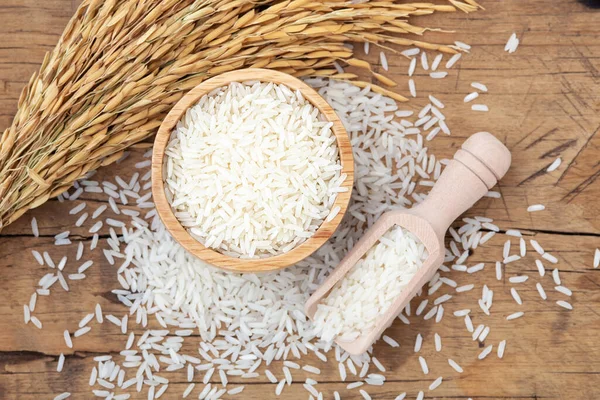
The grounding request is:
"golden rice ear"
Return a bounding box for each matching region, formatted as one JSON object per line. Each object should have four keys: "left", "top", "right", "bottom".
{"left": 0, "top": 0, "right": 477, "bottom": 229}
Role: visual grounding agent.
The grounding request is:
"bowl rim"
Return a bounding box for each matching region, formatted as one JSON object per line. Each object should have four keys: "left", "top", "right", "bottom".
{"left": 151, "top": 68, "right": 354, "bottom": 273}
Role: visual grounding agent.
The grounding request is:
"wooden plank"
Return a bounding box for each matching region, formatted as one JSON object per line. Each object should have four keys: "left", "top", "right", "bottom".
{"left": 1, "top": 211, "right": 599, "bottom": 397}
{"left": 1, "top": 0, "right": 600, "bottom": 398}
{"left": 0, "top": 1, "right": 76, "bottom": 127}
{"left": 358, "top": 0, "right": 600, "bottom": 234}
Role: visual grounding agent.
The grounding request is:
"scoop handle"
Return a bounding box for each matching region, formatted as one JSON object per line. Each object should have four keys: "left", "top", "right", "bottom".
{"left": 412, "top": 132, "right": 511, "bottom": 238}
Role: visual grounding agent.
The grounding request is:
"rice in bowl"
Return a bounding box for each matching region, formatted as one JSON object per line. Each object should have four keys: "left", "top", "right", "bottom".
{"left": 163, "top": 81, "right": 346, "bottom": 259}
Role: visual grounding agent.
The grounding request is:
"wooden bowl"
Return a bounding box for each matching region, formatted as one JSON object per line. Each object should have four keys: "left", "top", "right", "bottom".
{"left": 151, "top": 68, "right": 354, "bottom": 273}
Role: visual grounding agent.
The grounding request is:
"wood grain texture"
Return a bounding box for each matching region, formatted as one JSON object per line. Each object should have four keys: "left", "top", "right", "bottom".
{"left": 151, "top": 69, "right": 354, "bottom": 273}
{"left": 1, "top": 0, "right": 600, "bottom": 399}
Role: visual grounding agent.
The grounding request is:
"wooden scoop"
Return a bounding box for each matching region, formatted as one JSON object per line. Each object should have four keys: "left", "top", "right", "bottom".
{"left": 305, "top": 132, "right": 511, "bottom": 355}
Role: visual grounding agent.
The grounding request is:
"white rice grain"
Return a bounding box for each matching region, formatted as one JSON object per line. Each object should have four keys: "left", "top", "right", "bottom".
{"left": 472, "top": 324, "right": 485, "bottom": 341}
{"left": 547, "top": 157, "right": 562, "bottom": 172}
{"left": 503, "top": 240, "right": 511, "bottom": 258}
{"left": 471, "top": 82, "right": 488, "bottom": 92}
{"left": 32, "top": 250, "right": 44, "bottom": 265}
{"left": 434, "top": 333, "right": 442, "bottom": 352}
{"left": 303, "top": 365, "right": 321, "bottom": 375}
{"left": 555, "top": 285, "right": 572, "bottom": 296}
{"left": 504, "top": 32, "right": 520, "bottom": 53}
{"left": 535, "top": 259, "right": 546, "bottom": 276}
{"left": 510, "top": 288, "right": 522, "bottom": 305}
{"left": 31, "top": 316, "right": 42, "bottom": 329}
{"left": 504, "top": 255, "right": 521, "bottom": 264}
{"left": 414, "top": 334, "right": 423, "bottom": 352}
{"left": 519, "top": 238, "right": 526, "bottom": 256}
{"left": 92, "top": 205, "right": 108, "bottom": 219}
{"left": 506, "top": 311, "right": 524, "bottom": 321}
{"left": 275, "top": 379, "right": 285, "bottom": 395}
{"left": 527, "top": 204, "right": 545, "bottom": 212}
{"left": 431, "top": 54, "right": 443, "bottom": 71}
{"left": 29, "top": 293, "right": 37, "bottom": 312}
{"left": 557, "top": 300, "right": 573, "bottom": 310}
{"left": 69, "top": 203, "right": 86, "bottom": 215}
{"left": 56, "top": 353, "right": 65, "bottom": 373}
{"left": 283, "top": 366, "right": 292, "bottom": 385}
{"left": 456, "top": 284, "right": 474, "bottom": 293}
{"left": 420, "top": 52, "right": 429, "bottom": 70}
{"left": 95, "top": 304, "right": 103, "bottom": 323}
{"left": 430, "top": 72, "right": 448, "bottom": 79}
{"left": 64, "top": 330, "right": 73, "bottom": 348}
{"left": 380, "top": 51, "right": 388, "bottom": 71}
{"left": 408, "top": 57, "right": 417, "bottom": 76}
{"left": 228, "top": 386, "right": 244, "bottom": 395}
{"left": 75, "top": 213, "right": 89, "bottom": 227}
{"left": 455, "top": 41, "right": 471, "bottom": 50}
{"left": 429, "top": 95, "right": 444, "bottom": 109}
{"left": 382, "top": 335, "right": 399, "bottom": 348}
{"left": 265, "top": 370, "right": 278, "bottom": 384}
{"left": 183, "top": 383, "right": 195, "bottom": 398}
{"left": 445, "top": 53, "right": 462, "bottom": 68}
{"left": 463, "top": 92, "right": 479, "bottom": 103}
{"left": 418, "top": 356, "right": 429, "bottom": 374}
{"left": 424, "top": 306, "right": 438, "bottom": 320}
{"left": 74, "top": 326, "right": 91, "bottom": 337}
{"left": 79, "top": 313, "right": 94, "bottom": 328}
{"left": 372, "top": 357, "right": 385, "bottom": 372}
{"left": 497, "top": 340, "right": 507, "bottom": 358}
{"left": 448, "top": 358, "right": 464, "bottom": 375}
{"left": 464, "top": 315, "right": 474, "bottom": 332}
{"left": 552, "top": 268, "right": 561, "bottom": 285}
{"left": 536, "top": 282, "right": 547, "bottom": 300}
{"left": 543, "top": 252, "right": 558, "bottom": 264}
{"left": 31, "top": 217, "right": 39, "bottom": 237}
{"left": 509, "top": 275, "right": 528, "bottom": 284}
{"left": 338, "top": 363, "right": 347, "bottom": 382}
{"left": 496, "top": 261, "right": 502, "bottom": 280}
{"left": 429, "top": 376, "right": 443, "bottom": 390}
{"left": 401, "top": 48, "right": 420, "bottom": 57}
{"left": 408, "top": 79, "right": 416, "bottom": 97}
{"left": 478, "top": 345, "right": 493, "bottom": 360}
{"left": 530, "top": 239, "right": 545, "bottom": 255}
{"left": 23, "top": 305, "right": 31, "bottom": 324}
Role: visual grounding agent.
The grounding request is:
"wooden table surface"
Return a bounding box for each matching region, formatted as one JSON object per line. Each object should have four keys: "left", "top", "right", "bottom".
{"left": 1, "top": 0, "right": 600, "bottom": 399}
